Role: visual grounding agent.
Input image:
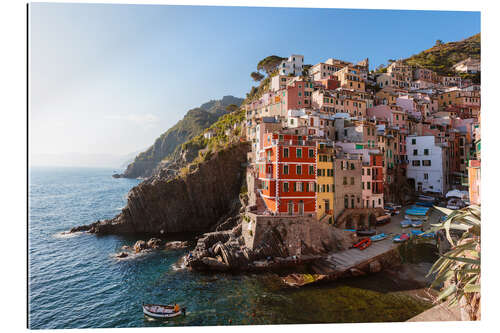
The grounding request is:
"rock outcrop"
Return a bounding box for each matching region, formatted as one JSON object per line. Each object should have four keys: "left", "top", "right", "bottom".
{"left": 186, "top": 216, "right": 355, "bottom": 273}
{"left": 73, "top": 142, "right": 250, "bottom": 235}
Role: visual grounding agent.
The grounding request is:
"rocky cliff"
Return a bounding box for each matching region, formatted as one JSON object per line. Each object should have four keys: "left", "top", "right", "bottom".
{"left": 75, "top": 142, "right": 250, "bottom": 235}
{"left": 120, "top": 95, "right": 243, "bottom": 179}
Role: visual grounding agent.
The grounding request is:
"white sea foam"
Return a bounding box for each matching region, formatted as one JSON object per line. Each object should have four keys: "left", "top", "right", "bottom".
{"left": 53, "top": 231, "right": 84, "bottom": 239}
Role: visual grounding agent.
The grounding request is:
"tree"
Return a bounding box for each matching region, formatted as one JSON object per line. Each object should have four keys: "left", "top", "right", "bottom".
{"left": 225, "top": 104, "right": 239, "bottom": 113}
{"left": 435, "top": 39, "right": 443, "bottom": 46}
{"left": 388, "top": 59, "right": 396, "bottom": 64}
{"left": 257, "top": 55, "right": 286, "bottom": 75}
{"left": 250, "top": 71, "right": 264, "bottom": 82}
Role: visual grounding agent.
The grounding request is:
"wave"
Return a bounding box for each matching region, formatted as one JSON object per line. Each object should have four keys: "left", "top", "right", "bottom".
{"left": 53, "top": 231, "right": 85, "bottom": 239}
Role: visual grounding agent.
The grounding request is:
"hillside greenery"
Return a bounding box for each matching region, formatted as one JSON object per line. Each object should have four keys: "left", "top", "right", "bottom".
{"left": 404, "top": 33, "right": 480, "bottom": 77}
{"left": 123, "top": 95, "right": 243, "bottom": 178}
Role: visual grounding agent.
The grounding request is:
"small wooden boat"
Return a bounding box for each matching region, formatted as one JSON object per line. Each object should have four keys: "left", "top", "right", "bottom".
{"left": 393, "top": 233, "right": 409, "bottom": 243}
{"left": 142, "top": 303, "right": 186, "bottom": 319}
{"left": 356, "top": 229, "right": 376, "bottom": 237}
{"left": 411, "top": 221, "right": 423, "bottom": 228}
{"left": 353, "top": 237, "right": 371, "bottom": 250}
{"left": 370, "top": 233, "right": 388, "bottom": 242}
{"left": 400, "top": 219, "right": 413, "bottom": 228}
{"left": 376, "top": 214, "right": 391, "bottom": 225}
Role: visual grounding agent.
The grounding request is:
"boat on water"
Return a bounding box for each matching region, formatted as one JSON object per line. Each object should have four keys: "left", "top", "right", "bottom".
{"left": 142, "top": 303, "right": 186, "bottom": 319}
{"left": 400, "top": 219, "right": 413, "bottom": 228}
{"left": 356, "top": 229, "right": 377, "bottom": 237}
{"left": 370, "top": 233, "right": 388, "bottom": 242}
{"left": 411, "top": 221, "right": 423, "bottom": 228}
{"left": 393, "top": 233, "right": 410, "bottom": 243}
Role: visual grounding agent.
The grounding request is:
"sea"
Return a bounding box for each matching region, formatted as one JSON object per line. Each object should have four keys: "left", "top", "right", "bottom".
{"left": 28, "top": 167, "right": 432, "bottom": 329}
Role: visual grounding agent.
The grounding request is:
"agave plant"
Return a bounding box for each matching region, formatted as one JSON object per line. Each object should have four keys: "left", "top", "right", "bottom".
{"left": 427, "top": 205, "right": 480, "bottom": 320}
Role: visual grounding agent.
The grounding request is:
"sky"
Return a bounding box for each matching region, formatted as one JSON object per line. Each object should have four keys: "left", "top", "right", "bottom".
{"left": 29, "top": 3, "right": 480, "bottom": 167}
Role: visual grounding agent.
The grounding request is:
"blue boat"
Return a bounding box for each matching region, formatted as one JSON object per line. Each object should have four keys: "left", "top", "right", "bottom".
{"left": 344, "top": 229, "right": 356, "bottom": 232}
{"left": 411, "top": 230, "right": 424, "bottom": 236}
{"left": 400, "top": 219, "right": 413, "bottom": 228}
{"left": 370, "top": 233, "right": 388, "bottom": 242}
{"left": 393, "top": 233, "right": 410, "bottom": 243}
{"left": 411, "top": 220, "right": 423, "bottom": 228}
{"left": 405, "top": 208, "right": 429, "bottom": 216}
{"left": 416, "top": 201, "right": 434, "bottom": 207}
{"left": 418, "top": 232, "right": 436, "bottom": 239}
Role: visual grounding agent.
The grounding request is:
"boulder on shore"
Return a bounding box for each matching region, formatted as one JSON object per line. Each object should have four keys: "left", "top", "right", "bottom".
{"left": 116, "top": 252, "right": 129, "bottom": 258}
{"left": 147, "top": 238, "right": 162, "bottom": 249}
{"left": 134, "top": 240, "right": 147, "bottom": 253}
{"left": 165, "top": 241, "right": 189, "bottom": 250}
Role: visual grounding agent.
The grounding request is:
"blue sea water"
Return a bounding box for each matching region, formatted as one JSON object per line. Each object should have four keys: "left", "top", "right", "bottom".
{"left": 28, "top": 167, "right": 431, "bottom": 329}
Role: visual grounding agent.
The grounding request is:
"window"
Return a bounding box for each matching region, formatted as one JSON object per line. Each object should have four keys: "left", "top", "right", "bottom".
{"left": 283, "top": 182, "right": 289, "bottom": 192}
{"left": 283, "top": 148, "right": 289, "bottom": 158}
{"left": 350, "top": 163, "right": 355, "bottom": 170}
{"left": 309, "top": 165, "right": 314, "bottom": 175}
{"left": 413, "top": 149, "right": 418, "bottom": 156}
{"left": 367, "top": 168, "right": 371, "bottom": 176}
{"left": 344, "top": 196, "right": 349, "bottom": 208}
{"left": 283, "top": 165, "right": 289, "bottom": 175}
{"left": 412, "top": 139, "right": 416, "bottom": 145}
{"left": 296, "top": 148, "right": 302, "bottom": 158}
{"left": 297, "top": 182, "right": 303, "bottom": 192}
{"left": 362, "top": 168, "right": 364, "bottom": 175}
{"left": 424, "top": 149, "right": 429, "bottom": 155}
{"left": 350, "top": 177, "right": 355, "bottom": 185}
{"left": 367, "top": 182, "right": 371, "bottom": 190}
{"left": 296, "top": 165, "right": 302, "bottom": 175}
{"left": 424, "top": 173, "right": 429, "bottom": 180}
{"left": 343, "top": 177, "right": 347, "bottom": 185}
{"left": 412, "top": 160, "right": 421, "bottom": 167}
{"left": 423, "top": 160, "right": 431, "bottom": 166}
{"left": 309, "top": 149, "right": 314, "bottom": 158}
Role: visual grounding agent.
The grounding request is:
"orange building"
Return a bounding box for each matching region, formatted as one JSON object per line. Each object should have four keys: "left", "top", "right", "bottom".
{"left": 257, "top": 133, "right": 317, "bottom": 216}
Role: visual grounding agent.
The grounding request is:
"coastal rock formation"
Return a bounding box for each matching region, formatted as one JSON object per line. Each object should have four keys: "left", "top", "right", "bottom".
{"left": 165, "top": 241, "right": 190, "bottom": 250}
{"left": 186, "top": 216, "right": 355, "bottom": 272}
{"left": 74, "top": 142, "right": 250, "bottom": 235}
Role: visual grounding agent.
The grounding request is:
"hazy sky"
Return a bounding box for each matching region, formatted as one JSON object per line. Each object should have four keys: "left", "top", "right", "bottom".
{"left": 29, "top": 3, "right": 480, "bottom": 165}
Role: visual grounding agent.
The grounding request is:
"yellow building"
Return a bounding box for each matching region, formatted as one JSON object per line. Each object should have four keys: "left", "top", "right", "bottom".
{"left": 316, "top": 143, "right": 335, "bottom": 224}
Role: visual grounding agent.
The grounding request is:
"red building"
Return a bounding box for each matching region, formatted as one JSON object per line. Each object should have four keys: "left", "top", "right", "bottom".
{"left": 257, "top": 132, "right": 317, "bottom": 215}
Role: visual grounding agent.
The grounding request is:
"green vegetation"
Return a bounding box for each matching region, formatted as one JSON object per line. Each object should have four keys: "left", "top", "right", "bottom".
{"left": 174, "top": 107, "right": 247, "bottom": 178}
{"left": 428, "top": 205, "right": 481, "bottom": 320}
{"left": 123, "top": 95, "right": 243, "bottom": 178}
{"left": 244, "top": 75, "right": 271, "bottom": 104}
{"left": 250, "top": 71, "right": 265, "bottom": 82}
{"left": 404, "top": 33, "right": 480, "bottom": 77}
{"left": 257, "top": 55, "right": 286, "bottom": 75}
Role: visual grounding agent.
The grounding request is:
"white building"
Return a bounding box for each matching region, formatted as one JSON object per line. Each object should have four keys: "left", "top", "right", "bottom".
{"left": 270, "top": 75, "right": 292, "bottom": 92}
{"left": 406, "top": 135, "right": 449, "bottom": 195}
{"left": 279, "top": 54, "right": 304, "bottom": 76}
